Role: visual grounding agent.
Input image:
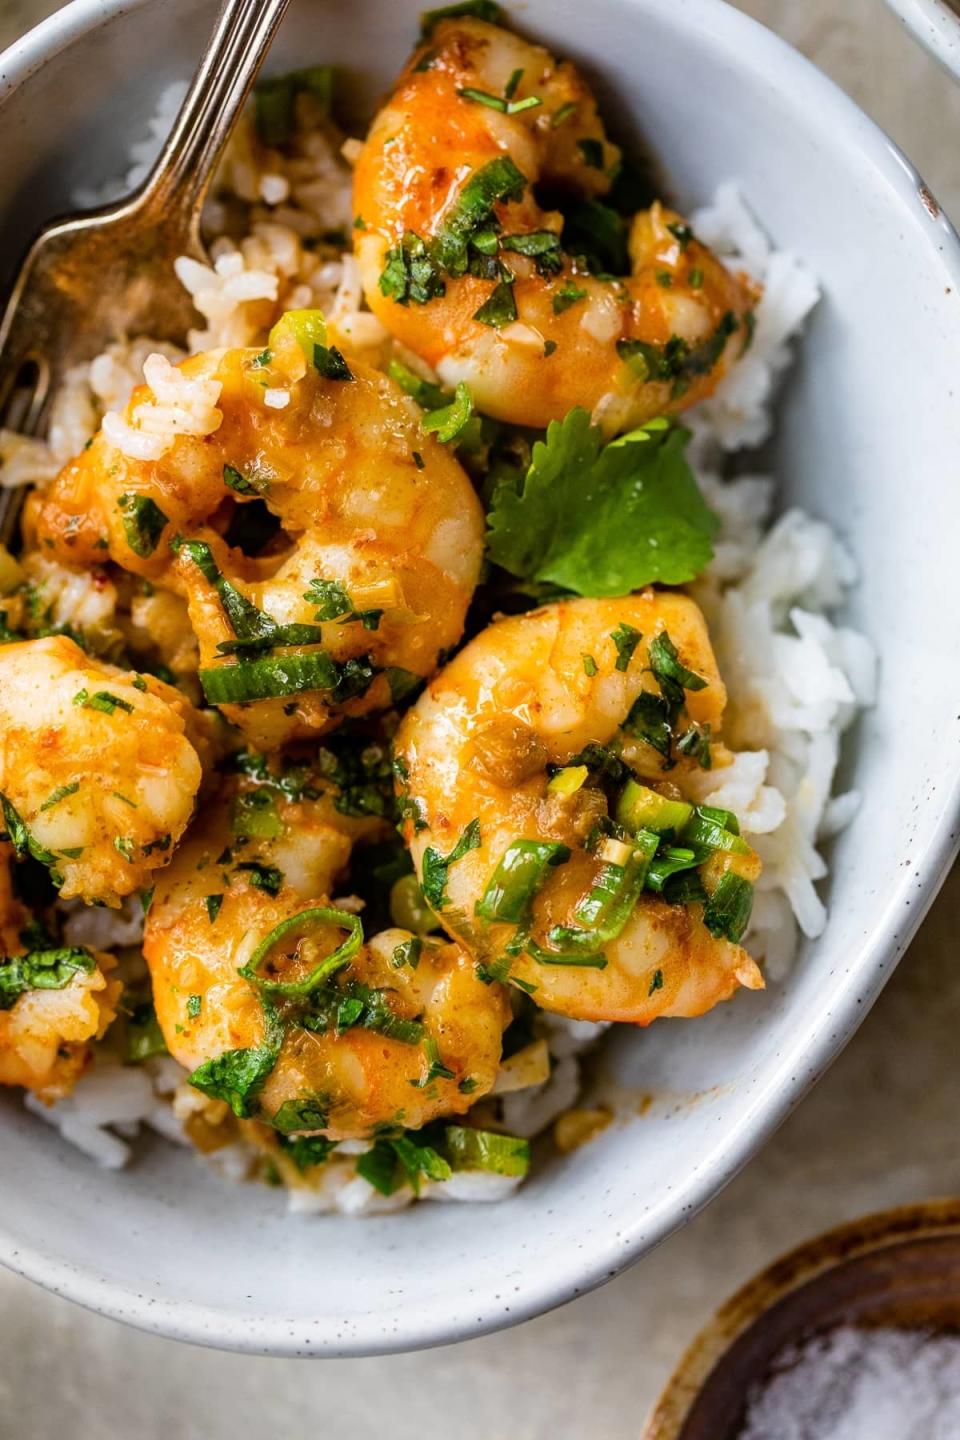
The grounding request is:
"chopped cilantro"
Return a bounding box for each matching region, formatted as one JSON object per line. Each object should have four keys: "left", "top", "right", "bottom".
{"left": 118, "top": 493, "right": 168, "bottom": 557}
{"left": 421, "top": 818, "right": 481, "bottom": 910}
{"left": 0, "top": 946, "right": 95, "bottom": 1011}
{"left": 223, "top": 464, "right": 261, "bottom": 496}
{"left": 499, "top": 230, "right": 562, "bottom": 275}
{"left": 40, "top": 782, "right": 79, "bottom": 812}
{"left": 610, "top": 622, "right": 641, "bottom": 672}
{"left": 189, "top": 1007, "right": 284, "bottom": 1117}
{"left": 553, "top": 281, "right": 588, "bottom": 314}
{"left": 234, "top": 862, "right": 284, "bottom": 896}
{"left": 73, "top": 689, "right": 134, "bottom": 715}
{"left": 473, "top": 276, "right": 518, "bottom": 328}
{"left": 313, "top": 343, "right": 354, "bottom": 381}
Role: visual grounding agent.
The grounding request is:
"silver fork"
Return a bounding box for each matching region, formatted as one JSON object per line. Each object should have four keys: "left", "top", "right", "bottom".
{"left": 0, "top": 0, "right": 292, "bottom": 543}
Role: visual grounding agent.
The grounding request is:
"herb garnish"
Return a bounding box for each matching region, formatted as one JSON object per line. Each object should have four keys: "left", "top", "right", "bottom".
{"left": 0, "top": 946, "right": 95, "bottom": 1010}
{"left": 421, "top": 818, "right": 481, "bottom": 910}
{"left": 486, "top": 409, "right": 718, "bottom": 594}
{"left": 118, "top": 493, "right": 169, "bottom": 557}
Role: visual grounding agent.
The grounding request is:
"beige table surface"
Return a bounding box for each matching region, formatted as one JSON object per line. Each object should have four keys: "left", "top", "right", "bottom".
{"left": 0, "top": 2, "right": 958, "bottom": 1436}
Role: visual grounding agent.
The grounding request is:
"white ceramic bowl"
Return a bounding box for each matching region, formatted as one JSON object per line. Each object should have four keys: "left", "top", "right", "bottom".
{"left": 1, "top": 0, "right": 959, "bottom": 1358}
{"left": 884, "top": 0, "right": 960, "bottom": 82}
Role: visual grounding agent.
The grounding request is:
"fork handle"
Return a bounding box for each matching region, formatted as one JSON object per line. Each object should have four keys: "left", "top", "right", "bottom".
{"left": 136, "top": 0, "right": 292, "bottom": 241}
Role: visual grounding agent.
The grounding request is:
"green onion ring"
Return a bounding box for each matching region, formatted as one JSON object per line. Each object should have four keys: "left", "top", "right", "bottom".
{"left": 238, "top": 907, "right": 363, "bottom": 998}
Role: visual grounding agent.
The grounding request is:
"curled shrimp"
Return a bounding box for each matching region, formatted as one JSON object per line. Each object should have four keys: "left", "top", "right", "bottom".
{"left": 352, "top": 15, "right": 757, "bottom": 433}
{"left": 394, "top": 594, "right": 764, "bottom": 1024}
{"left": 34, "top": 318, "right": 485, "bottom": 748}
{"left": 143, "top": 765, "right": 508, "bottom": 1139}
{"left": 0, "top": 845, "right": 121, "bottom": 1099}
{"left": 0, "top": 635, "right": 205, "bottom": 905}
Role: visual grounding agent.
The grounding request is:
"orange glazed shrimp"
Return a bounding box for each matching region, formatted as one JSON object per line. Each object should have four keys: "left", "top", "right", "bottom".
{"left": 353, "top": 15, "right": 757, "bottom": 433}
{"left": 394, "top": 594, "right": 764, "bottom": 1024}
{"left": 34, "top": 313, "right": 485, "bottom": 749}
{"left": 0, "top": 635, "right": 204, "bottom": 905}
{"left": 0, "top": 845, "right": 121, "bottom": 1099}
{"left": 143, "top": 768, "right": 509, "bottom": 1139}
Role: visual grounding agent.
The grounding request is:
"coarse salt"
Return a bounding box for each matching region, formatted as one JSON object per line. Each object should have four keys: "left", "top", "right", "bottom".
{"left": 739, "top": 1326, "right": 960, "bottom": 1440}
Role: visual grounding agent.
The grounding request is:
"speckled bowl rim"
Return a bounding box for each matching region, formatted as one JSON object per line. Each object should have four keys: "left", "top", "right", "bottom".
{"left": 0, "top": 0, "right": 958, "bottom": 1357}
{"left": 642, "top": 1198, "right": 960, "bottom": 1438}
{"left": 885, "top": 0, "right": 960, "bottom": 83}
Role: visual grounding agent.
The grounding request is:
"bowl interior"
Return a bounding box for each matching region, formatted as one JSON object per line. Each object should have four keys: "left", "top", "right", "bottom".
{"left": 1, "top": 0, "right": 959, "bottom": 1355}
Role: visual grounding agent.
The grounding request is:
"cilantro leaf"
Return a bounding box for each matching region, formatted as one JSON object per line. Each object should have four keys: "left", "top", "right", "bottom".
{"left": 485, "top": 409, "right": 718, "bottom": 595}
{"left": 188, "top": 1006, "right": 283, "bottom": 1118}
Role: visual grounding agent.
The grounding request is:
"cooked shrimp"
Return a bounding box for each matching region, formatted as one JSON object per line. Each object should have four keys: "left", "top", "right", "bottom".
{"left": 394, "top": 594, "right": 764, "bottom": 1024}
{"left": 352, "top": 16, "right": 757, "bottom": 432}
{"left": 0, "top": 635, "right": 205, "bottom": 905}
{"left": 0, "top": 846, "right": 121, "bottom": 1099}
{"left": 34, "top": 321, "right": 485, "bottom": 748}
{"left": 143, "top": 772, "right": 508, "bottom": 1139}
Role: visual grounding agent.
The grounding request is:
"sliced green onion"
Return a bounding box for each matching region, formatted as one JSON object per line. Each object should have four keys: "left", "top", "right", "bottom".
{"left": 442, "top": 1125, "right": 530, "bottom": 1177}
{"left": 547, "top": 765, "right": 588, "bottom": 797}
{"left": 644, "top": 846, "right": 699, "bottom": 893}
{"left": 475, "top": 839, "right": 570, "bottom": 924}
{"left": 232, "top": 787, "right": 283, "bottom": 840}
{"left": 268, "top": 308, "right": 327, "bottom": 360}
{"left": 422, "top": 380, "right": 474, "bottom": 443}
{"left": 389, "top": 874, "right": 441, "bottom": 935}
{"left": 680, "top": 806, "right": 751, "bottom": 856}
{"left": 199, "top": 652, "right": 339, "bottom": 704}
{"left": 526, "top": 941, "right": 608, "bottom": 969}
{"left": 702, "top": 871, "right": 754, "bottom": 943}
{"left": 615, "top": 778, "right": 693, "bottom": 835}
{"left": 662, "top": 870, "right": 709, "bottom": 907}
{"left": 387, "top": 359, "right": 447, "bottom": 410}
{"left": 238, "top": 906, "right": 363, "bottom": 999}
{"left": 547, "top": 831, "right": 659, "bottom": 952}
{"left": 238, "top": 898, "right": 362, "bottom": 1002}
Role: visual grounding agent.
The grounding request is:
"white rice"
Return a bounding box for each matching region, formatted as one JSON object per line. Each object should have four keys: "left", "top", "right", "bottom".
{"left": 9, "top": 95, "right": 874, "bottom": 1210}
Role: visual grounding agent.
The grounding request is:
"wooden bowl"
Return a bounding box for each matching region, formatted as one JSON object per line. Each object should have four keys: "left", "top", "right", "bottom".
{"left": 644, "top": 1200, "right": 960, "bottom": 1439}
